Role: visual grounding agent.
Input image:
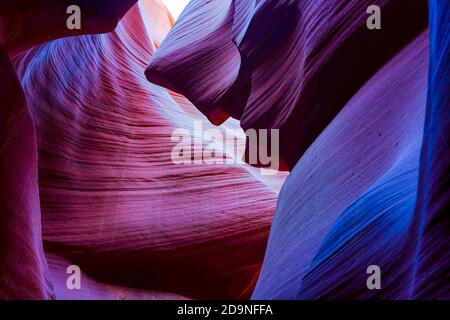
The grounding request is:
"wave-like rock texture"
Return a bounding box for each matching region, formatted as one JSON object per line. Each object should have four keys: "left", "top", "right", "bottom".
{"left": 0, "top": 45, "right": 53, "bottom": 299}
{"left": 254, "top": 32, "right": 429, "bottom": 299}
{"left": 412, "top": 0, "right": 450, "bottom": 299}
{"left": 1, "top": 0, "right": 448, "bottom": 300}
{"left": 146, "top": 0, "right": 449, "bottom": 299}
{"left": 0, "top": 0, "right": 138, "bottom": 300}
{"left": 146, "top": 0, "right": 429, "bottom": 169}
{"left": 46, "top": 253, "right": 189, "bottom": 300}
{"left": 0, "top": 1, "right": 285, "bottom": 300}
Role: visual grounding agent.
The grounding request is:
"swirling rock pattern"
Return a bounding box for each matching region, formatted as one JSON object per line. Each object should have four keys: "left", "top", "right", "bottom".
{"left": 1, "top": 0, "right": 448, "bottom": 300}
{"left": 146, "top": 0, "right": 449, "bottom": 299}
{"left": 1, "top": 1, "right": 285, "bottom": 300}
{"left": 146, "top": 0, "right": 429, "bottom": 168}
{"left": 253, "top": 32, "right": 429, "bottom": 299}
{"left": 411, "top": 0, "right": 450, "bottom": 299}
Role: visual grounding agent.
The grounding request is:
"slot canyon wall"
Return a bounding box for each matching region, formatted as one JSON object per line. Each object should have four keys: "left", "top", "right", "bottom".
{"left": 0, "top": 0, "right": 448, "bottom": 299}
